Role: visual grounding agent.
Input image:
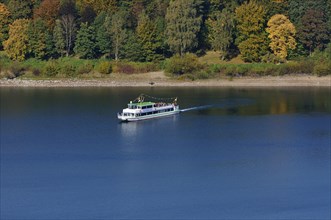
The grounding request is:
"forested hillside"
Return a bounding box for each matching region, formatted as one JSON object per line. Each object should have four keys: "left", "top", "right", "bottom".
{"left": 0, "top": 0, "right": 330, "bottom": 62}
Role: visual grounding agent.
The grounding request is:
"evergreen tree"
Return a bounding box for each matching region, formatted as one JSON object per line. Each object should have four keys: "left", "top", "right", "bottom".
{"left": 136, "top": 12, "right": 164, "bottom": 61}
{"left": 53, "top": 19, "right": 65, "bottom": 57}
{"left": 93, "top": 12, "right": 111, "bottom": 57}
{"left": 44, "top": 30, "right": 55, "bottom": 58}
{"left": 261, "top": 0, "right": 288, "bottom": 19}
{"left": 207, "top": 9, "right": 235, "bottom": 60}
{"left": 79, "top": 5, "right": 96, "bottom": 24}
{"left": 165, "top": 0, "right": 202, "bottom": 56}
{"left": 74, "top": 22, "right": 96, "bottom": 59}
{"left": 27, "top": 18, "right": 50, "bottom": 59}
{"left": 145, "top": 0, "right": 169, "bottom": 19}
{"left": 122, "top": 30, "right": 145, "bottom": 62}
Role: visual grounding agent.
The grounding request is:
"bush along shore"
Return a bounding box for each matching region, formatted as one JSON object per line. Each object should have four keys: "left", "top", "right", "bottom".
{"left": 0, "top": 55, "right": 159, "bottom": 79}
{"left": 163, "top": 51, "right": 331, "bottom": 80}
{"left": 0, "top": 50, "right": 330, "bottom": 82}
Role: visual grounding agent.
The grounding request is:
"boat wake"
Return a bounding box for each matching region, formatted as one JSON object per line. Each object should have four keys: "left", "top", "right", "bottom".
{"left": 180, "top": 99, "right": 253, "bottom": 113}
{"left": 180, "top": 105, "right": 214, "bottom": 112}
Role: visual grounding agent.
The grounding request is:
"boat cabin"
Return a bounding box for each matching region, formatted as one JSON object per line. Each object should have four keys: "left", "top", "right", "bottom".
{"left": 128, "top": 101, "right": 154, "bottom": 110}
{"left": 118, "top": 94, "right": 180, "bottom": 121}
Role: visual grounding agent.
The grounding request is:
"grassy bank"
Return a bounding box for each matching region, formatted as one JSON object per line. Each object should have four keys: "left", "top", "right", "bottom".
{"left": 1, "top": 51, "right": 330, "bottom": 80}
{"left": 164, "top": 52, "right": 331, "bottom": 80}
{"left": 0, "top": 52, "right": 159, "bottom": 79}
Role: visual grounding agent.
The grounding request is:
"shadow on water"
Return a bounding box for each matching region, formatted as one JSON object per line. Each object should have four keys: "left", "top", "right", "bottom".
{"left": 180, "top": 98, "right": 254, "bottom": 113}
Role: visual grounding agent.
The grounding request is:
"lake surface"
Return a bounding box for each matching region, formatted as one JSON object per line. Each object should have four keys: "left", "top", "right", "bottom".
{"left": 1, "top": 87, "right": 330, "bottom": 219}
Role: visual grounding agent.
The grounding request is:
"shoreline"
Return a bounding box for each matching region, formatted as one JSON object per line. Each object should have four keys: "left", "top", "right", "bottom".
{"left": 0, "top": 73, "right": 330, "bottom": 88}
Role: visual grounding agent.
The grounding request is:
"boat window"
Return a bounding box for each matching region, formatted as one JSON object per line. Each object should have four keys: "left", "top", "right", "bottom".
{"left": 128, "top": 104, "right": 137, "bottom": 109}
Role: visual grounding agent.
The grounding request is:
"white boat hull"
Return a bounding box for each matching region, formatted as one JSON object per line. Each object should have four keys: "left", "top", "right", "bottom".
{"left": 118, "top": 109, "right": 180, "bottom": 122}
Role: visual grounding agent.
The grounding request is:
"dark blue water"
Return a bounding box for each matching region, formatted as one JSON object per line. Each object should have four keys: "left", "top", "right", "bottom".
{"left": 1, "top": 87, "right": 330, "bottom": 219}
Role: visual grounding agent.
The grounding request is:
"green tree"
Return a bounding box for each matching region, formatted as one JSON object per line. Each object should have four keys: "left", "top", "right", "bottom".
{"left": 165, "top": 0, "right": 202, "bottom": 56}
{"left": 261, "top": 0, "right": 288, "bottom": 18}
{"left": 298, "top": 9, "right": 329, "bottom": 55}
{"left": 136, "top": 12, "right": 164, "bottom": 61}
{"left": 74, "top": 22, "right": 96, "bottom": 58}
{"left": 53, "top": 19, "right": 65, "bottom": 56}
{"left": 27, "top": 18, "right": 50, "bottom": 59}
{"left": 238, "top": 34, "right": 269, "bottom": 62}
{"left": 288, "top": 0, "right": 327, "bottom": 26}
{"left": 59, "top": 0, "right": 78, "bottom": 17}
{"left": 76, "top": 0, "right": 117, "bottom": 14}
{"left": 207, "top": 9, "right": 235, "bottom": 60}
{"left": 235, "top": 1, "right": 268, "bottom": 62}
{"left": 3, "top": 19, "right": 30, "bottom": 61}
{"left": 145, "top": 0, "right": 169, "bottom": 19}
{"left": 7, "top": 0, "right": 33, "bottom": 20}
{"left": 79, "top": 5, "right": 96, "bottom": 24}
{"left": 105, "top": 11, "right": 127, "bottom": 61}
{"left": 0, "top": 3, "right": 11, "bottom": 48}
{"left": 93, "top": 11, "right": 111, "bottom": 57}
{"left": 96, "top": 0, "right": 117, "bottom": 14}
{"left": 131, "top": 0, "right": 145, "bottom": 26}
{"left": 44, "top": 30, "right": 55, "bottom": 58}
{"left": 266, "top": 14, "right": 296, "bottom": 60}
{"left": 122, "top": 30, "right": 145, "bottom": 62}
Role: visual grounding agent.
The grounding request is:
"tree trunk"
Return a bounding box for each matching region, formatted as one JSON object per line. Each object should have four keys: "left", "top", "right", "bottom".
{"left": 61, "top": 14, "right": 75, "bottom": 57}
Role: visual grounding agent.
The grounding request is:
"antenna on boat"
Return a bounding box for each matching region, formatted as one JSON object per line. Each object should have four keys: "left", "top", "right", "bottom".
{"left": 135, "top": 94, "right": 145, "bottom": 103}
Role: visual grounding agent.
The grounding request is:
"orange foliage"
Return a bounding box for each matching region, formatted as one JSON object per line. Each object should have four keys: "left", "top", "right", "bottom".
{"left": 0, "top": 3, "right": 11, "bottom": 41}
{"left": 33, "top": 0, "right": 60, "bottom": 29}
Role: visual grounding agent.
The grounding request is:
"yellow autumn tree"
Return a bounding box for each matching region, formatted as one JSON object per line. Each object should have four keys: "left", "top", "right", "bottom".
{"left": 0, "top": 3, "right": 11, "bottom": 45}
{"left": 235, "top": 1, "right": 269, "bottom": 62}
{"left": 266, "top": 14, "right": 296, "bottom": 60}
{"left": 3, "top": 19, "right": 30, "bottom": 61}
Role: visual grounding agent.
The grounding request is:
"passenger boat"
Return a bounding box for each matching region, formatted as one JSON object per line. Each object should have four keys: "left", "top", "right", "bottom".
{"left": 117, "top": 94, "right": 180, "bottom": 122}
